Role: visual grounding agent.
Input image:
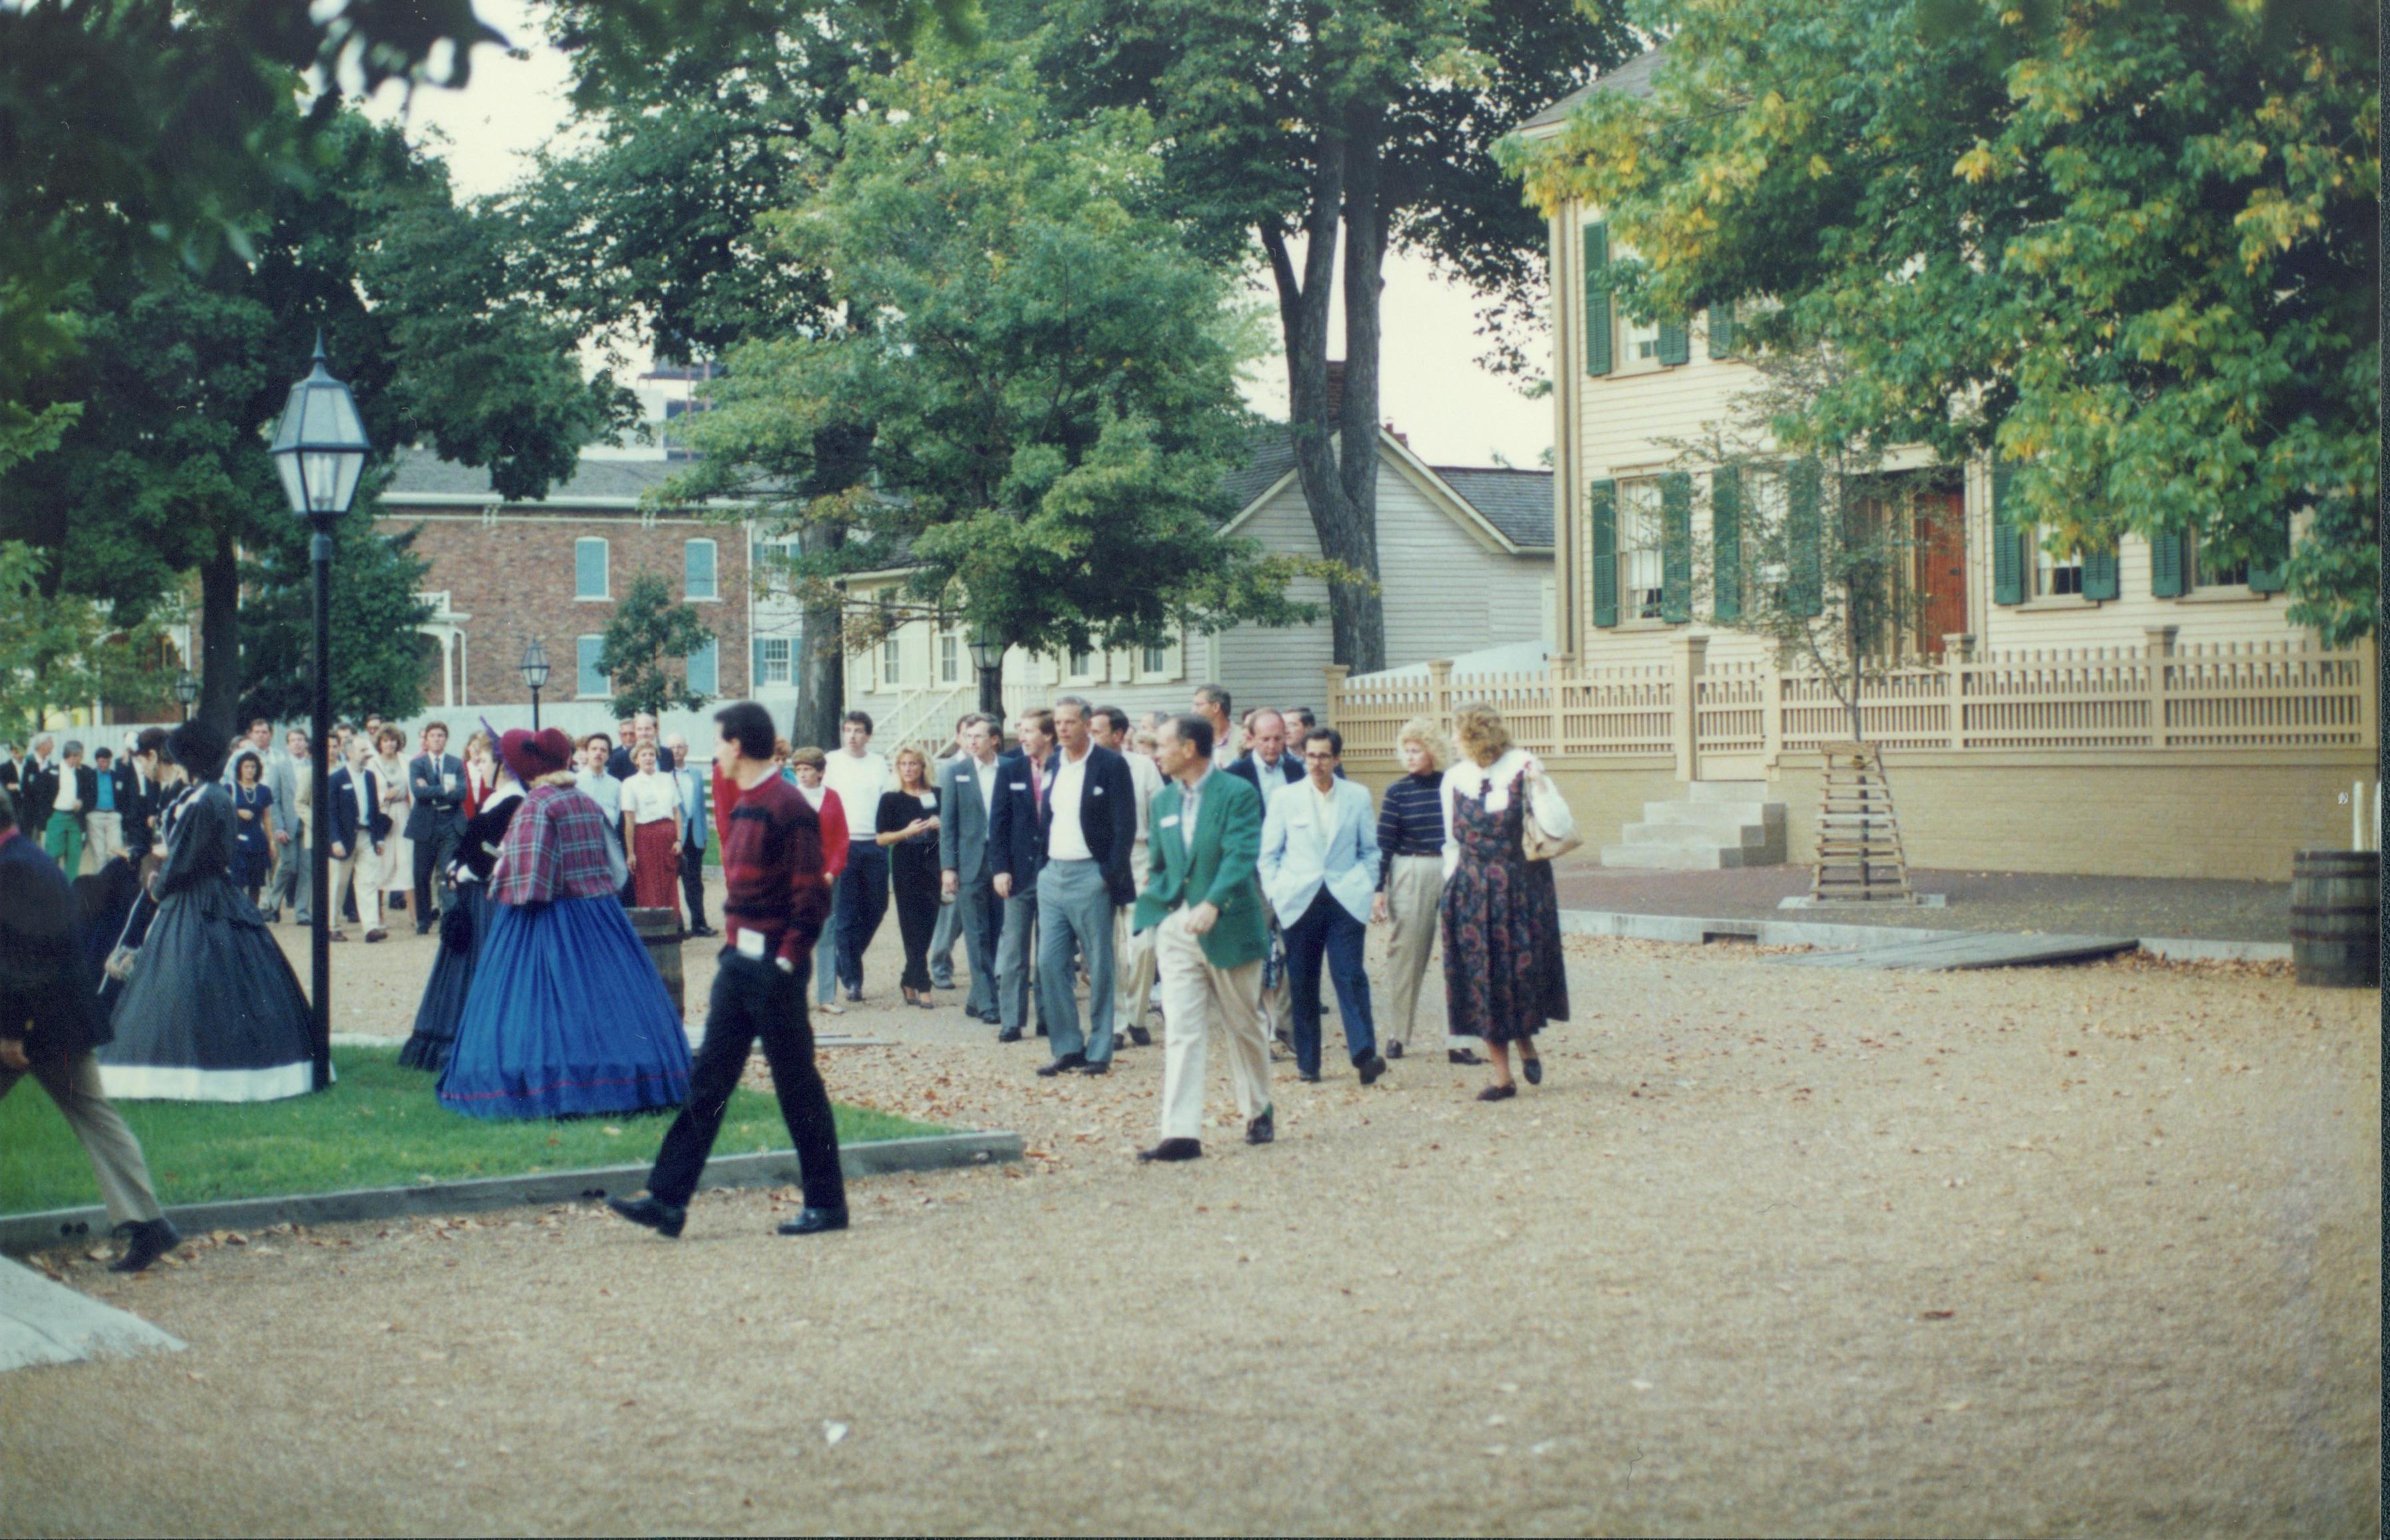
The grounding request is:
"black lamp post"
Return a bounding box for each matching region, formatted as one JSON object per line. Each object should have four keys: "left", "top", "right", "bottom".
{"left": 968, "top": 622, "right": 1006, "bottom": 720}
{"left": 519, "top": 639, "right": 551, "bottom": 730}
{"left": 172, "top": 670, "right": 199, "bottom": 722}
{"left": 269, "top": 334, "right": 369, "bottom": 1094}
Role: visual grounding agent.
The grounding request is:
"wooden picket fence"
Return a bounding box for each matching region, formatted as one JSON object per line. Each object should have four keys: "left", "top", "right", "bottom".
{"left": 1327, "top": 639, "right": 2375, "bottom": 770}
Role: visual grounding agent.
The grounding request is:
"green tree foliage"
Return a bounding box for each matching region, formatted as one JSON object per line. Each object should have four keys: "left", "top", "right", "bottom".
{"left": 1502, "top": 0, "right": 2379, "bottom": 643}
{"left": 598, "top": 574, "right": 718, "bottom": 718}
{"left": 669, "top": 55, "right": 1324, "bottom": 664}
{"left": 0, "top": 109, "right": 629, "bottom": 729}
{"left": 0, "top": 543, "right": 181, "bottom": 742}
{"left": 1026, "top": 0, "right": 1636, "bottom": 671}
{"left": 0, "top": 0, "right": 509, "bottom": 448}
{"left": 233, "top": 512, "right": 439, "bottom": 726}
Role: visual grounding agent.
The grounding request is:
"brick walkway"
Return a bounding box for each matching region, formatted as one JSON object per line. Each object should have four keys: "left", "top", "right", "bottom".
{"left": 1550, "top": 858, "right": 2293, "bottom": 942}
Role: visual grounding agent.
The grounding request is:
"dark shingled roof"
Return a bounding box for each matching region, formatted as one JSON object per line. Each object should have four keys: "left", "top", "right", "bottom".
{"left": 381, "top": 446, "right": 691, "bottom": 504}
{"left": 1430, "top": 467, "right": 1554, "bottom": 550}
{"left": 1518, "top": 45, "right": 1668, "bottom": 131}
{"left": 1220, "top": 430, "right": 1301, "bottom": 512}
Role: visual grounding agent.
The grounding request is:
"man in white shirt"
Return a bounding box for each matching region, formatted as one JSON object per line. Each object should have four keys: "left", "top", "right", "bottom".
{"left": 40, "top": 740, "right": 91, "bottom": 876}
{"left": 822, "top": 711, "right": 892, "bottom": 1002}
{"left": 1030, "top": 697, "right": 1139, "bottom": 1076}
{"left": 1259, "top": 727, "right": 1386, "bottom": 1086}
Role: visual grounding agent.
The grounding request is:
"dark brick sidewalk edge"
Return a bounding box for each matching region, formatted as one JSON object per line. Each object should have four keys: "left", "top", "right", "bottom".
{"left": 0, "top": 1130, "right": 1023, "bottom": 1257}
{"left": 1560, "top": 908, "right": 2291, "bottom": 964}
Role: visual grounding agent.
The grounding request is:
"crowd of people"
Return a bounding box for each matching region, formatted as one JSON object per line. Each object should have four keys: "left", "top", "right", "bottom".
{"left": 0, "top": 679, "right": 1574, "bottom": 1263}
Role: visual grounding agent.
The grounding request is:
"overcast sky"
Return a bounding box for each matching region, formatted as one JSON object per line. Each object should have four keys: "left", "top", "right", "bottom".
{"left": 364, "top": 2, "right": 1557, "bottom": 470}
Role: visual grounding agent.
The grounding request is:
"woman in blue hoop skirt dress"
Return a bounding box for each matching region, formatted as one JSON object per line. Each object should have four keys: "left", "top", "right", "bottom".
{"left": 399, "top": 758, "right": 525, "bottom": 1072}
{"left": 437, "top": 727, "right": 690, "bottom": 1120}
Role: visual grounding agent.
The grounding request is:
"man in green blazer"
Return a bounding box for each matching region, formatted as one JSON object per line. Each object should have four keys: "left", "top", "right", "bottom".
{"left": 1132, "top": 712, "right": 1275, "bottom": 1161}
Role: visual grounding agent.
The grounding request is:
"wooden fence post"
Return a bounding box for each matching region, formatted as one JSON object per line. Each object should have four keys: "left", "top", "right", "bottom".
{"left": 1428, "top": 659, "right": 1454, "bottom": 730}
{"left": 1323, "top": 664, "right": 1349, "bottom": 729}
{"left": 1672, "top": 633, "right": 1707, "bottom": 782}
{"left": 2145, "top": 625, "right": 2177, "bottom": 748}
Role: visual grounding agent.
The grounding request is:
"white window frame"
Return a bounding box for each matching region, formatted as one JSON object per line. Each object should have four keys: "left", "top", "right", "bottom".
{"left": 575, "top": 537, "right": 610, "bottom": 600}
{"left": 757, "top": 636, "right": 793, "bottom": 687}
{"left": 576, "top": 635, "right": 608, "bottom": 699}
{"left": 880, "top": 631, "right": 902, "bottom": 688}
{"left": 1136, "top": 633, "right": 1184, "bottom": 683}
{"left": 2032, "top": 530, "right": 2085, "bottom": 598}
{"left": 684, "top": 538, "right": 719, "bottom": 602}
{"left": 1066, "top": 647, "right": 1100, "bottom": 684}
{"left": 937, "top": 630, "right": 962, "bottom": 686}
{"left": 1617, "top": 478, "right": 1666, "bottom": 621}
{"left": 2190, "top": 532, "right": 2249, "bottom": 591}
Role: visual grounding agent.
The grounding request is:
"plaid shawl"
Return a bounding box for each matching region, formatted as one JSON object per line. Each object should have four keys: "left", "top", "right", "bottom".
{"left": 489, "top": 782, "right": 619, "bottom": 906}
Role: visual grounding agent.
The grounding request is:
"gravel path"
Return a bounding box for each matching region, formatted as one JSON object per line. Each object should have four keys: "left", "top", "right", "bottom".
{"left": 5, "top": 904, "right": 2377, "bottom": 1537}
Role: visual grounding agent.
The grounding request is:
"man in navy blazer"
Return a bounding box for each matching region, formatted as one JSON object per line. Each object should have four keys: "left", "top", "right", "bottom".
{"left": 1023, "top": 697, "right": 1140, "bottom": 1076}
{"left": 986, "top": 710, "right": 1053, "bottom": 1044}
{"left": 1223, "top": 708, "right": 1304, "bottom": 796}
{"left": 326, "top": 740, "right": 393, "bottom": 942}
{"left": 405, "top": 722, "right": 467, "bottom": 934}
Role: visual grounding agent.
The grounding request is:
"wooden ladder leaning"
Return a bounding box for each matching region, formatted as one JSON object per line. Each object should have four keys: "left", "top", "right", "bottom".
{"left": 1811, "top": 740, "right": 1913, "bottom": 905}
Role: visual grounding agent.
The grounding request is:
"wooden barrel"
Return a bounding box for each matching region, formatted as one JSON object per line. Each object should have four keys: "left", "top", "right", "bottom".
{"left": 2289, "top": 850, "right": 2378, "bottom": 988}
{"left": 626, "top": 906, "right": 686, "bottom": 1016}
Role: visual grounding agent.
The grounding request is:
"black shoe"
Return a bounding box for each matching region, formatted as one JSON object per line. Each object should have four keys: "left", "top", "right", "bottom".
{"left": 606, "top": 1193, "right": 686, "bottom": 1239}
{"left": 1522, "top": 1055, "right": 1544, "bottom": 1086}
{"left": 1138, "top": 1138, "right": 1202, "bottom": 1162}
{"left": 108, "top": 1217, "right": 181, "bottom": 1274}
{"left": 1298, "top": 1070, "right": 1321, "bottom": 1084}
{"left": 1448, "top": 1048, "right": 1485, "bottom": 1066}
{"left": 931, "top": 978, "right": 955, "bottom": 992}
{"left": 846, "top": 988, "right": 863, "bottom": 1003}
{"left": 1385, "top": 1042, "right": 1404, "bottom": 1060}
{"left": 776, "top": 1206, "right": 848, "bottom": 1236}
{"left": 415, "top": 926, "right": 433, "bottom": 938}
{"left": 1036, "top": 1052, "right": 1086, "bottom": 1077}
{"left": 1126, "top": 1024, "right": 1152, "bottom": 1048}
{"left": 689, "top": 924, "right": 717, "bottom": 938}
{"left": 1478, "top": 1082, "right": 1517, "bottom": 1102}
{"left": 1034, "top": 1022, "right": 1048, "bottom": 1038}
{"left": 1079, "top": 1060, "right": 1110, "bottom": 1076}
{"left": 996, "top": 1028, "right": 1023, "bottom": 1044}
{"left": 1357, "top": 1052, "right": 1388, "bottom": 1086}
{"left": 1244, "top": 1108, "right": 1274, "bottom": 1145}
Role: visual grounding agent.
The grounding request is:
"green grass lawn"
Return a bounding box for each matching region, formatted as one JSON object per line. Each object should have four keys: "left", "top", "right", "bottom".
{"left": 0, "top": 1044, "right": 942, "bottom": 1215}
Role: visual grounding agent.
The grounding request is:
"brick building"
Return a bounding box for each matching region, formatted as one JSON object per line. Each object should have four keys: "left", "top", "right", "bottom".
{"left": 377, "top": 448, "right": 801, "bottom": 736}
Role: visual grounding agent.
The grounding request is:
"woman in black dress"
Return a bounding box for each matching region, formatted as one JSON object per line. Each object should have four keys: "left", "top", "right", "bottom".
{"left": 229, "top": 753, "right": 275, "bottom": 909}
{"left": 97, "top": 720, "right": 315, "bottom": 1101}
{"left": 399, "top": 760, "right": 526, "bottom": 1072}
{"left": 875, "top": 746, "right": 942, "bottom": 1010}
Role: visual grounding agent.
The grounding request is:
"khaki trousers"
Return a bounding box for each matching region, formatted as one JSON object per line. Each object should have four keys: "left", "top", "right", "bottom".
{"left": 329, "top": 848, "right": 382, "bottom": 932}
{"left": 1154, "top": 906, "right": 1271, "bottom": 1142}
{"left": 1114, "top": 842, "right": 1158, "bottom": 1025}
{"left": 83, "top": 810, "right": 125, "bottom": 874}
{"left": 1384, "top": 853, "right": 1472, "bottom": 1050}
{"left": 0, "top": 1050, "right": 164, "bottom": 1226}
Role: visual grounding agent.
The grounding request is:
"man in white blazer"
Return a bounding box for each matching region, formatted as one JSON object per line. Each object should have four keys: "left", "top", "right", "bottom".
{"left": 1258, "top": 726, "right": 1387, "bottom": 1086}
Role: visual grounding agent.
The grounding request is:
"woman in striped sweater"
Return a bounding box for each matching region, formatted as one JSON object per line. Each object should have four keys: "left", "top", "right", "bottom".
{"left": 1371, "top": 718, "right": 1481, "bottom": 1065}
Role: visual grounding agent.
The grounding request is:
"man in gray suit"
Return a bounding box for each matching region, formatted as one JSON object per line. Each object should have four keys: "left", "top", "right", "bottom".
{"left": 263, "top": 727, "right": 311, "bottom": 924}
{"left": 936, "top": 714, "right": 1006, "bottom": 1023}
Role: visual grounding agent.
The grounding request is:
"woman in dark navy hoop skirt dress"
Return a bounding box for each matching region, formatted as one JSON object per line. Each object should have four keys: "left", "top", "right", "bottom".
{"left": 399, "top": 747, "right": 525, "bottom": 1072}
{"left": 437, "top": 728, "right": 690, "bottom": 1119}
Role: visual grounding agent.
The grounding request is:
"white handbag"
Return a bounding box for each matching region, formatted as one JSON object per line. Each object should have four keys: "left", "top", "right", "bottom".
{"left": 1521, "top": 769, "right": 1581, "bottom": 863}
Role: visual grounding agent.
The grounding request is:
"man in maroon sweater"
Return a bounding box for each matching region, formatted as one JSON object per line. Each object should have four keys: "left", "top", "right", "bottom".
{"left": 611, "top": 702, "right": 847, "bottom": 1239}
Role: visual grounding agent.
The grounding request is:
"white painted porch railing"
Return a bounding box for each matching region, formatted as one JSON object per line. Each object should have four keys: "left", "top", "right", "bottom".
{"left": 1326, "top": 638, "right": 2376, "bottom": 771}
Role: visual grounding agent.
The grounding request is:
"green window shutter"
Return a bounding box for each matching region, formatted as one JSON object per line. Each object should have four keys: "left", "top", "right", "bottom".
{"left": 2149, "top": 528, "right": 2187, "bottom": 598}
{"left": 1582, "top": 223, "right": 1612, "bottom": 377}
{"left": 1711, "top": 465, "right": 1743, "bottom": 621}
{"left": 1660, "top": 472, "right": 1693, "bottom": 623}
{"left": 1708, "top": 300, "right": 1737, "bottom": 359}
{"left": 1787, "top": 458, "right": 1823, "bottom": 616}
{"left": 1656, "top": 316, "right": 1691, "bottom": 367}
{"left": 2246, "top": 511, "right": 2289, "bottom": 592}
{"left": 2081, "top": 544, "right": 2119, "bottom": 600}
{"left": 1990, "top": 466, "right": 2023, "bottom": 605}
{"left": 1590, "top": 478, "right": 1619, "bottom": 628}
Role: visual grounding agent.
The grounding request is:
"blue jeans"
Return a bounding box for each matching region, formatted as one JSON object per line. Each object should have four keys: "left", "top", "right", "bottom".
{"left": 831, "top": 842, "right": 888, "bottom": 995}
{"left": 1036, "top": 858, "right": 1116, "bottom": 1064}
{"left": 1283, "top": 890, "right": 1376, "bottom": 1076}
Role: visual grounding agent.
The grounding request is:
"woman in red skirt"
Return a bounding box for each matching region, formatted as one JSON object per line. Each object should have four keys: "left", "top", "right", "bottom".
{"left": 620, "top": 740, "right": 684, "bottom": 915}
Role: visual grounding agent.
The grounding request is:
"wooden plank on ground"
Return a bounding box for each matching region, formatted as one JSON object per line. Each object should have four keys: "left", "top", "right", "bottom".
{"left": 1772, "top": 933, "right": 2139, "bottom": 972}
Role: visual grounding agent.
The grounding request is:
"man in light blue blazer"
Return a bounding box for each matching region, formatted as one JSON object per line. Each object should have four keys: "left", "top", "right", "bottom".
{"left": 1258, "top": 725, "right": 1386, "bottom": 1086}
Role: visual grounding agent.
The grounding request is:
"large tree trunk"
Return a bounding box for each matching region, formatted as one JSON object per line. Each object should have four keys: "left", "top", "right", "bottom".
{"left": 199, "top": 522, "right": 241, "bottom": 736}
{"left": 1260, "top": 113, "right": 1388, "bottom": 676}
{"left": 794, "top": 521, "right": 846, "bottom": 752}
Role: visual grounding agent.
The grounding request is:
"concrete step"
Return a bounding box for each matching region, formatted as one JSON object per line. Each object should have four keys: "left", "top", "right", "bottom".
{"left": 1638, "top": 800, "right": 1786, "bottom": 828}
{"left": 1600, "top": 842, "right": 1756, "bottom": 870}
{"left": 1619, "top": 820, "right": 1774, "bottom": 852}
{"left": 1688, "top": 780, "right": 1772, "bottom": 803}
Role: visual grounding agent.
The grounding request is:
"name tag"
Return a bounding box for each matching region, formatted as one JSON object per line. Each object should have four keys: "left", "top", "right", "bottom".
{"left": 1159, "top": 814, "right": 1180, "bottom": 828}
{"left": 735, "top": 928, "right": 766, "bottom": 959}
{"left": 1010, "top": 782, "right": 1026, "bottom": 791}
{"left": 919, "top": 790, "right": 936, "bottom": 807}
{"left": 1090, "top": 786, "right": 1104, "bottom": 796}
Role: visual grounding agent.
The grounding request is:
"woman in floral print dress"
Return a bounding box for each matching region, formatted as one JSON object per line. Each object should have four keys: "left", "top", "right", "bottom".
{"left": 1438, "top": 702, "right": 1570, "bottom": 1101}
